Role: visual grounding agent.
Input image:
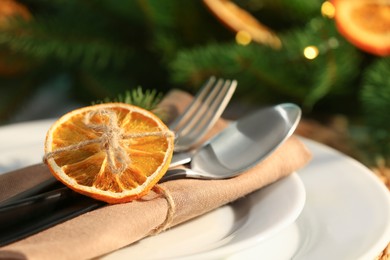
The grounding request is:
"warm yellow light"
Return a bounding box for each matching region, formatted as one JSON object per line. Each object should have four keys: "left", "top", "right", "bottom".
{"left": 321, "top": 1, "right": 335, "bottom": 18}
{"left": 303, "top": 46, "right": 319, "bottom": 60}
{"left": 236, "top": 30, "right": 252, "bottom": 45}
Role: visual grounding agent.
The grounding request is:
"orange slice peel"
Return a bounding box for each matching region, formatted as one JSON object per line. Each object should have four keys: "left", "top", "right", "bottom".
{"left": 44, "top": 103, "right": 175, "bottom": 204}
{"left": 333, "top": 0, "right": 390, "bottom": 56}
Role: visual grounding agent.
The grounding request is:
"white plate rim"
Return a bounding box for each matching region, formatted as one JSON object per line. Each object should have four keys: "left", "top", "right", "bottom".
{"left": 295, "top": 138, "right": 390, "bottom": 260}
{"left": 226, "top": 138, "right": 390, "bottom": 259}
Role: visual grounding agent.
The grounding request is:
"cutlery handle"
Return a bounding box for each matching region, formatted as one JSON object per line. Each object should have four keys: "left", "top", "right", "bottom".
{"left": 0, "top": 167, "right": 190, "bottom": 246}
{"left": 3, "top": 152, "right": 193, "bottom": 206}
{"left": 0, "top": 178, "right": 62, "bottom": 207}
{"left": 0, "top": 154, "right": 194, "bottom": 246}
{"left": 0, "top": 187, "right": 105, "bottom": 247}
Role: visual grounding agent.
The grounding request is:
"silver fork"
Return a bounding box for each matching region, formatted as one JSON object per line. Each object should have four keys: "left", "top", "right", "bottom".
{"left": 169, "top": 76, "right": 237, "bottom": 152}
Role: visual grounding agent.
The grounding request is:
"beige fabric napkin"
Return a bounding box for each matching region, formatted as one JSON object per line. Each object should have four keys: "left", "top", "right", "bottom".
{"left": 0, "top": 90, "right": 312, "bottom": 260}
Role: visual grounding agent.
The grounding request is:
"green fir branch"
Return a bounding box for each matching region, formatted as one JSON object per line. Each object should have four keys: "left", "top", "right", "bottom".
{"left": 359, "top": 58, "right": 390, "bottom": 158}
{"left": 0, "top": 31, "right": 132, "bottom": 72}
{"left": 170, "top": 17, "right": 360, "bottom": 109}
{"left": 93, "top": 87, "right": 163, "bottom": 113}
{"left": 0, "top": 30, "right": 132, "bottom": 70}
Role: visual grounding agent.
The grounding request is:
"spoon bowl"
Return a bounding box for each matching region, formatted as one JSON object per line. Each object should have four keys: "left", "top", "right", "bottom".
{"left": 164, "top": 103, "right": 301, "bottom": 180}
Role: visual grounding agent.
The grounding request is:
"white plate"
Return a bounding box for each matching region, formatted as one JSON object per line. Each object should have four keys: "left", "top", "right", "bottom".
{"left": 228, "top": 138, "right": 390, "bottom": 260}
{"left": 0, "top": 119, "right": 306, "bottom": 259}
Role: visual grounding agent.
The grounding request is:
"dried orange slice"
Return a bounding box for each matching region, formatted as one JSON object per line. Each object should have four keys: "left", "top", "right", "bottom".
{"left": 333, "top": 0, "right": 390, "bottom": 56}
{"left": 44, "top": 103, "right": 174, "bottom": 204}
{"left": 203, "top": 0, "right": 281, "bottom": 49}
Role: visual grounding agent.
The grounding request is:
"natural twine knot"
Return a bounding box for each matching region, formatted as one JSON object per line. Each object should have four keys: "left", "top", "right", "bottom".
{"left": 84, "top": 109, "right": 129, "bottom": 174}
{"left": 44, "top": 108, "right": 173, "bottom": 175}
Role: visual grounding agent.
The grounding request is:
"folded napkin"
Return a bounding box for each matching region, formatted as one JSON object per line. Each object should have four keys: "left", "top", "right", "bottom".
{"left": 0, "top": 90, "right": 312, "bottom": 260}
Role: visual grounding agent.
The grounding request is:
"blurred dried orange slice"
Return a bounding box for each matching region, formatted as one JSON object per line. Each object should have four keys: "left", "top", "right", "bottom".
{"left": 203, "top": 0, "right": 281, "bottom": 48}
{"left": 44, "top": 103, "right": 174, "bottom": 204}
{"left": 333, "top": 0, "right": 390, "bottom": 56}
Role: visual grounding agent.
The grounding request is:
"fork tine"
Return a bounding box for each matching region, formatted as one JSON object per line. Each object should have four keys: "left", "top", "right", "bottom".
{"left": 183, "top": 79, "right": 236, "bottom": 138}
{"left": 175, "top": 78, "right": 225, "bottom": 137}
{"left": 169, "top": 76, "right": 216, "bottom": 132}
{"left": 181, "top": 79, "right": 236, "bottom": 138}
{"left": 174, "top": 78, "right": 237, "bottom": 151}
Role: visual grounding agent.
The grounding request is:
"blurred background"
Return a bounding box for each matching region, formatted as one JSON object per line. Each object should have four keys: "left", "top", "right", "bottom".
{"left": 0, "top": 0, "right": 389, "bottom": 185}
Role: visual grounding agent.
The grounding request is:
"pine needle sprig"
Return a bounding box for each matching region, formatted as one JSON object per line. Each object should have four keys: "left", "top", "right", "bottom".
{"left": 359, "top": 58, "right": 390, "bottom": 159}
{"left": 93, "top": 87, "right": 164, "bottom": 113}
{"left": 116, "top": 87, "right": 163, "bottom": 111}
{"left": 0, "top": 18, "right": 134, "bottom": 71}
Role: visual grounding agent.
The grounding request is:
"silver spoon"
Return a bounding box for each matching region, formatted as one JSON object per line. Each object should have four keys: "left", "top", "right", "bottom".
{"left": 164, "top": 103, "right": 301, "bottom": 180}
